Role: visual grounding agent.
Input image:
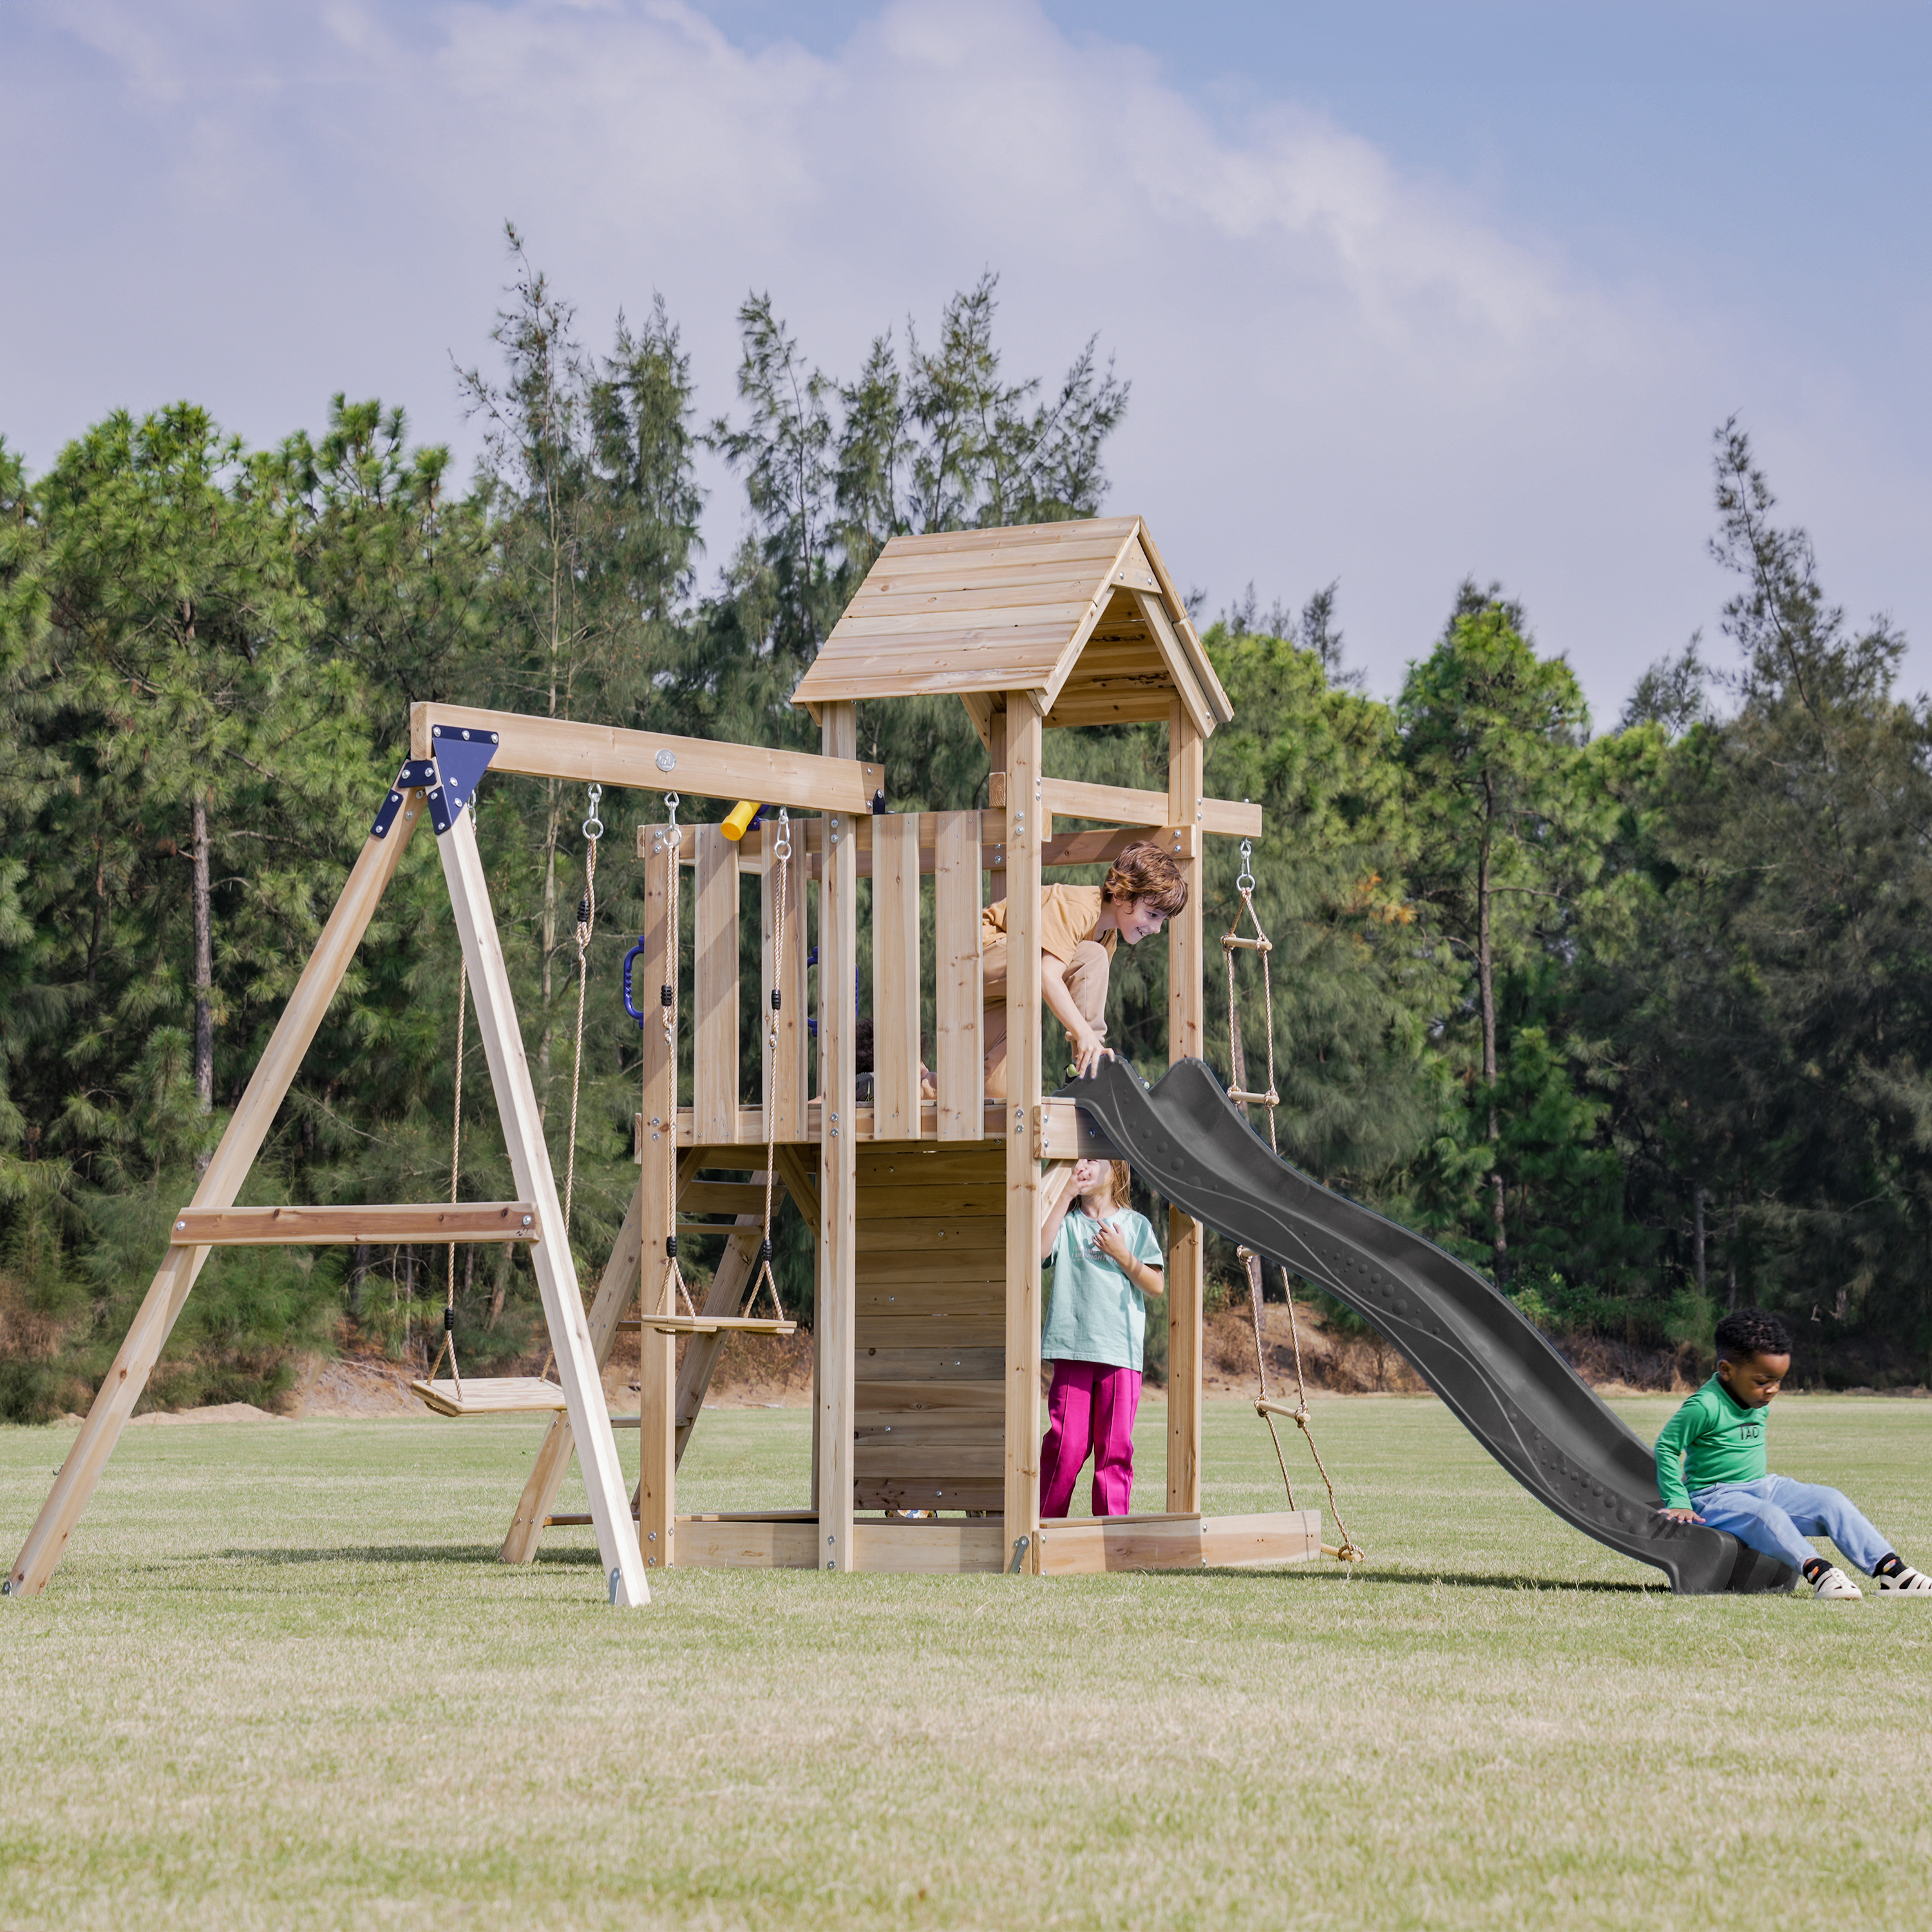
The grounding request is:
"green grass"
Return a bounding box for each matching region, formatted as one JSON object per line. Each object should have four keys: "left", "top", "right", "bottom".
{"left": 4, "top": 1394, "right": 1931, "bottom": 1929}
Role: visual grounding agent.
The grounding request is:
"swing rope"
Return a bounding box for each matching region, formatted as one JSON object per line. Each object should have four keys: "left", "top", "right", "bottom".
{"left": 562, "top": 785, "right": 602, "bottom": 1231}
{"left": 1224, "top": 838, "right": 1361, "bottom": 1561}
{"left": 537, "top": 785, "right": 605, "bottom": 1388}
{"left": 652, "top": 795, "right": 700, "bottom": 1324}
{"left": 426, "top": 961, "right": 471, "bottom": 1401}
{"left": 745, "top": 811, "right": 793, "bottom": 1323}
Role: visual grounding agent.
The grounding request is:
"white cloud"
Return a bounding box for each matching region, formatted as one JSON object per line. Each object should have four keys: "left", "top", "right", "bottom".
{"left": 3, "top": 0, "right": 1925, "bottom": 718}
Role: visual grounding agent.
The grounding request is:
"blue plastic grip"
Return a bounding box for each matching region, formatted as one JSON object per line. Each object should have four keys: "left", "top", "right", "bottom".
{"left": 621, "top": 936, "right": 649, "bottom": 1028}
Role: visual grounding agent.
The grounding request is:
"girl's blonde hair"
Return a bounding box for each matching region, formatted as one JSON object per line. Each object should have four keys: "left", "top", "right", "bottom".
{"left": 1086, "top": 1159, "right": 1132, "bottom": 1210}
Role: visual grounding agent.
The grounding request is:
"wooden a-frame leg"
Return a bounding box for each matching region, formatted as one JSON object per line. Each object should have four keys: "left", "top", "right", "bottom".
{"left": 6, "top": 797, "right": 428, "bottom": 1600}
{"left": 500, "top": 1177, "right": 647, "bottom": 1564}
{"left": 439, "top": 810, "right": 649, "bottom": 1609}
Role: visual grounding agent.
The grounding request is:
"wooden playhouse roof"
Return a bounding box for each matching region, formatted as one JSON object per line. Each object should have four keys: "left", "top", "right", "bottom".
{"left": 790, "top": 516, "right": 1234, "bottom": 740}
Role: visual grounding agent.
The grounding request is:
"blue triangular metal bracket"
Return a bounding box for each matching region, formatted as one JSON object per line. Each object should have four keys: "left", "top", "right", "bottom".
{"left": 426, "top": 724, "right": 500, "bottom": 836}
{"left": 371, "top": 759, "right": 439, "bottom": 840}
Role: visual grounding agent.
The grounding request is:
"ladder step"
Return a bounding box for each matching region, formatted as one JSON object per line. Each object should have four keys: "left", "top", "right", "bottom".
{"left": 173, "top": 1203, "right": 540, "bottom": 1247}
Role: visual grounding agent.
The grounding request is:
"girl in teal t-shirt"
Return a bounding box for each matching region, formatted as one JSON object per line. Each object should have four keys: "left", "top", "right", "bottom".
{"left": 1039, "top": 1158, "right": 1165, "bottom": 1517}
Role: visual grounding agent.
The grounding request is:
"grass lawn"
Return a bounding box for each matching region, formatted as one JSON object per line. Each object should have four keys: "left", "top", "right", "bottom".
{"left": 4, "top": 1392, "right": 1931, "bottom": 1929}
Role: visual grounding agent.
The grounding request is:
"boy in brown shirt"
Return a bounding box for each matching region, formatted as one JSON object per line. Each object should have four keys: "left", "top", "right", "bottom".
{"left": 980, "top": 842, "right": 1188, "bottom": 1101}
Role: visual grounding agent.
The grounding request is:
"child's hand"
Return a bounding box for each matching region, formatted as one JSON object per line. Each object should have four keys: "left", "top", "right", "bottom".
{"left": 1069, "top": 1024, "right": 1112, "bottom": 1081}
{"left": 1655, "top": 1506, "right": 1704, "bottom": 1524}
{"left": 1092, "top": 1220, "right": 1133, "bottom": 1270}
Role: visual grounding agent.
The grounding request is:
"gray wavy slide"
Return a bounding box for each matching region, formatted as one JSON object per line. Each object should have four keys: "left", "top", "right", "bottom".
{"left": 1062, "top": 1056, "right": 1795, "bottom": 1595}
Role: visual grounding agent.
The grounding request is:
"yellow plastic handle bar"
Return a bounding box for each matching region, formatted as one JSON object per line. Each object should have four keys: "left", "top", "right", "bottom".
{"left": 721, "top": 800, "right": 761, "bottom": 842}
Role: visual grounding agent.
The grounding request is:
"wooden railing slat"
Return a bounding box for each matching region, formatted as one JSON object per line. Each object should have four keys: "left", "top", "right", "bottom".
{"left": 694, "top": 825, "right": 741, "bottom": 1144}
{"left": 933, "top": 810, "right": 984, "bottom": 1141}
{"left": 873, "top": 812, "right": 923, "bottom": 1138}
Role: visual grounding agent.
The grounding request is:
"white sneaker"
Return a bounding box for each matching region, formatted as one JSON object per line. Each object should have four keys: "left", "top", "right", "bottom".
{"left": 1811, "top": 1565, "right": 1863, "bottom": 1600}
{"left": 1877, "top": 1565, "right": 1932, "bottom": 1593}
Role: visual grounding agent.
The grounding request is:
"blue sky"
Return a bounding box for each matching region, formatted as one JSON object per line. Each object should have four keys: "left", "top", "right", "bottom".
{"left": 4, "top": 1, "right": 1927, "bottom": 719}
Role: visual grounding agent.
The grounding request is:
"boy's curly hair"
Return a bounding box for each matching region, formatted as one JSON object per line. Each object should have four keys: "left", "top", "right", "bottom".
{"left": 1103, "top": 842, "right": 1188, "bottom": 916}
{"left": 1714, "top": 1306, "right": 1791, "bottom": 1363}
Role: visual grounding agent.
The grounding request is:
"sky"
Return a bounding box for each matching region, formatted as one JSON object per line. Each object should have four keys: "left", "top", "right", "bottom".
{"left": 3, "top": 0, "right": 1928, "bottom": 720}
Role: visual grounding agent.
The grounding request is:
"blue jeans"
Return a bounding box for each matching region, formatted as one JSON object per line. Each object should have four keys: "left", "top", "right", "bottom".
{"left": 1691, "top": 1475, "right": 1891, "bottom": 1575}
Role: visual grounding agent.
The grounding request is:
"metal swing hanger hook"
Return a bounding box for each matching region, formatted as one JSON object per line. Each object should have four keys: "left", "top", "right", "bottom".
{"left": 582, "top": 783, "right": 603, "bottom": 844}
{"left": 773, "top": 806, "right": 791, "bottom": 863}
{"left": 1236, "top": 837, "right": 1255, "bottom": 898}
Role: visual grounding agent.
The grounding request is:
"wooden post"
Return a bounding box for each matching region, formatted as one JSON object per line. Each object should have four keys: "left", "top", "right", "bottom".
{"left": 499, "top": 1177, "right": 647, "bottom": 1563}
{"left": 1002, "top": 699, "right": 1045, "bottom": 1572}
{"left": 635, "top": 820, "right": 677, "bottom": 1571}
{"left": 439, "top": 810, "right": 649, "bottom": 1608}
{"left": 1166, "top": 699, "right": 1206, "bottom": 1513}
{"left": 7, "top": 793, "right": 428, "bottom": 1599}
{"left": 817, "top": 702, "right": 859, "bottom": 1571}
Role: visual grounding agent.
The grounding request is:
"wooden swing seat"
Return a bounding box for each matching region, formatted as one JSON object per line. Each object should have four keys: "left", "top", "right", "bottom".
{"left": 410, "top": 1376, "right": 569, "bottom": 1417}
{"left": 632, "top": 1315, "right": 797, "bottom": 1337}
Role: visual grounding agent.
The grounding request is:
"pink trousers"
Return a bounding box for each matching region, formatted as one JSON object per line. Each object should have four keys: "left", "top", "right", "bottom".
{"left": 1039, "top": 1359, "right": 1142, "bottom": 1518}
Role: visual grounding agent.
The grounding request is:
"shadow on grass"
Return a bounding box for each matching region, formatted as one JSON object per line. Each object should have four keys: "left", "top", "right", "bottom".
{"left": 217, "top": 1542, "right": 603, "bottom": 1569}
{"left": 1200, "top": 1564, "right": 1663, "bottom": 1595}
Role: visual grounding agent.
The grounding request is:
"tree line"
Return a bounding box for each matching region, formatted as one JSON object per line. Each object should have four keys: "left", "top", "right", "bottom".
{"left": 1, "top": 234, "right": 1927, "bottom": 1417}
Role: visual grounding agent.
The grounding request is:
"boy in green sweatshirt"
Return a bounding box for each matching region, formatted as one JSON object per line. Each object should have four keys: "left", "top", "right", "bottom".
{"left": 1656, "top": 1307, "right": 1932, "bottom": 1600}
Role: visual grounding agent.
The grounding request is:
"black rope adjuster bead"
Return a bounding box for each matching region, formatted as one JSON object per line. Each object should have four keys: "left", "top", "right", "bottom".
{"left": 576, "top": 894, "right": 589, "bottom": 925}
{"left": 661, "top": 983, "right": 673, "bottom": 1007}
{"left": 771, "top": 989, "right": 782, "bottom": 1010}
{"left": 759, "top": 1238, "right": 773, "bottom": 1263}
{"left": 444, "top": 1307, "right": 454, "bottom": 1331}
{"left": 665, "top": 1235, "right": 678, "bottom": 1259}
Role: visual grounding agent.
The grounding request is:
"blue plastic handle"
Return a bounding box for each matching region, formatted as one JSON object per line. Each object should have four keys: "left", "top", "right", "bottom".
{"left": 621, "top": 936, "right": 649, "bottom": 1028}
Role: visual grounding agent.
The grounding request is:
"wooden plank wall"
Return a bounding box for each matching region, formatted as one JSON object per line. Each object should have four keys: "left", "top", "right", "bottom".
{"left": 852, "top": 1141, "right": 1007, "bottom": 1513}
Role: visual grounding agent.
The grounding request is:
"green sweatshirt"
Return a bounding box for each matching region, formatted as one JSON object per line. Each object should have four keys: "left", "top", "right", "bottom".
{"left": 1654, "top": 1376, "right": 1770, "bottom": 1509}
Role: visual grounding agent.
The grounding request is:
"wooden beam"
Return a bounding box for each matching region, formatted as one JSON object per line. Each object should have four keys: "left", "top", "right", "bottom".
{"left": 1033, "top": 1509, "right": 1320, "bottom": 1574}
{"left": 1003, "top": 700, "right": 1045, "bottom": 1575}
{"left": 817, "top": 701, "right": 859, "bottom": 1571}
{"left": 500, "top": 1179, "right": 647, "bottom": 1565}
{"left": 169, "top": 1202, "right": 537, "bottom": 1247}
{"left": 871, "top": 810, "right": 922, "bottom": 1139}
{"left": 7, "top": 789, "right": 429, "bottom": 1600}
{"left": 410, "top": 703, "right": 881, "bottom": 817}
{"left": 989, "top": 773, "right": 1260, "bottom": 838}
{"left": 1166, "top": 698, "right": 1206, "bottom": 1517}
{"left": 1033, "top": 1101, "right": 1124, "bottom": 1161}
{"left": 438, "top": 809, "right": 649, "bottom": 1609}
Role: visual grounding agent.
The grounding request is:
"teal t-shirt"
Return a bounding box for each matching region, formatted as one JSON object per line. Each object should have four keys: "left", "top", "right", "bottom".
{"left": 1654, "top": 1375, "right": 1771, "bottom": 1509}
{"left": 1041, "top": 1206, "right": 1164, "bottom": 1372}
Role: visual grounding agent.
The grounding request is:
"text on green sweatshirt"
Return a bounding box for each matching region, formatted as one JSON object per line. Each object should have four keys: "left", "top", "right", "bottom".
{"left": 1654, "top": 1376, "right": 1769, "bottom": 1510}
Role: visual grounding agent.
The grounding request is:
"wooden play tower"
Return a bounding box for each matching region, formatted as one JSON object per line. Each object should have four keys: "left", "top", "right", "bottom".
{"left": 8, "top": 516, "right": 1321, "bottom": 1605}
